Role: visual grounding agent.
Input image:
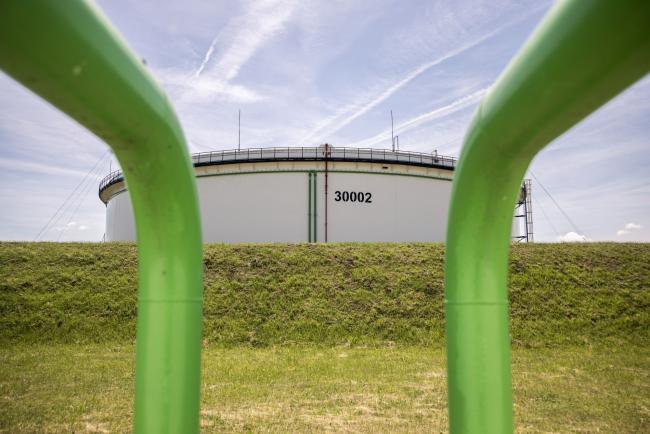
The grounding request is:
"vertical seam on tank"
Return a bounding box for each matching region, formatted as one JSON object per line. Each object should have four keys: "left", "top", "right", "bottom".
{"left": 313, "top": 171, "right": 317, "bottom": 242}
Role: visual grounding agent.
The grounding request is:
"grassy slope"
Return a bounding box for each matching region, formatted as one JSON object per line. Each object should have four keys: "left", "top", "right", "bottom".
{"left": 0, "top": 242, "right": 648, "bottom": 347}
{"left": 1, "top": 242, "right": 648, "bottom": 432}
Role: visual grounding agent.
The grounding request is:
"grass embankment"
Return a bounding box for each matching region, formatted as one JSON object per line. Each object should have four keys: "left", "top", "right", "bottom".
{"left": 1, "top": 242, "right": 648, "bottom": 347}
{"left": 0, "top": 242, "right": 648, "bottom": 432}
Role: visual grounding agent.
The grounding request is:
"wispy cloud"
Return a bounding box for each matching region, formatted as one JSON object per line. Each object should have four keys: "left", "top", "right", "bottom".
{"left": 300, "top": 6, "right": 546, "bottom": 144}
{"left": 0, "top": 157, "right": 98, "bottom": 179}
{"left": 160, "top": 0, "right": 299, "bottom": 104}
{"left": 203, "top": 0, "right": 297, "bottom": 82}
{"left": 158, "top": 68, "right": 263, "bottom": 103}
{"left": 353, "top": 88, "right": 487, "bottom": 148}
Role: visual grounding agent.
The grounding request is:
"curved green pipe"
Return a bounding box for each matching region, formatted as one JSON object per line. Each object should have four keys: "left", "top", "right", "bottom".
{"left": 445, "top": 1, "right": 650, "bottom": 433}
{"left": 0, "top": 2, "right": 204, "bottom": 433}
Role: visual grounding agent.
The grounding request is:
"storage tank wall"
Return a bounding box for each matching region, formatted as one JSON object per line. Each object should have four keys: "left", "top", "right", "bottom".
{"left": 104, "top": 162, "right": 528, "bottom": 243}
{"left": 105, "top": 192, "right": 136, "bottom": 241}
{"left": 197, "top": 172, "right": 308, "bottom": 243}
{"left": 315, "top": 172, "right": 451, "bottom": 242}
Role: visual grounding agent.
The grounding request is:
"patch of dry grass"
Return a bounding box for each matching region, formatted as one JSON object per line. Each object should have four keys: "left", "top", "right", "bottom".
{"left": 1, "top": 344, "right": 648, "bottom": 433}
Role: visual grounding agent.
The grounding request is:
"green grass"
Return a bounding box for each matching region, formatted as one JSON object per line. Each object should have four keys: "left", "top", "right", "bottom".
{"left": 1, "top": 242, "right": 648, "bottom": 347}
{"left": 1, "top": 343, "right": 647, "bottom": 433}
{"left": 0, "top": 242, "right": 648, "bottom": 432}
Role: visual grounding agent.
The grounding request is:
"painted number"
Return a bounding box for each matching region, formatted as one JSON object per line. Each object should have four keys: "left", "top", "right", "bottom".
{"left": 334, "top": 190, "right": 372, "bottom": 203}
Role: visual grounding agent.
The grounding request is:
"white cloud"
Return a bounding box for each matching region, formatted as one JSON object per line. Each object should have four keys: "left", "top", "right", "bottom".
{"left": 557, "top": 232, "right": 591, "bottom": 243}
{"left": 158, "top": 0, "right": 298, "bottom": 104}
{"left": 617, "top": 222, "right": 642, "bottom": 237}
{"left": 201, "top": 0, "right": 298, "bottom": 82}
{"left": 157, "top": 68, "right": 263, "bottom": 104}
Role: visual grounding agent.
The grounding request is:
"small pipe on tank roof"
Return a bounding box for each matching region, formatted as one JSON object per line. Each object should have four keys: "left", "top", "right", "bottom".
{"left": 390, "top": 110, "right": 395, "bottom": 152}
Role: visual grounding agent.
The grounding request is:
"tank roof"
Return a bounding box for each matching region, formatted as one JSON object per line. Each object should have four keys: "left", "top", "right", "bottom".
{"left": 99, "top": 145, "right": 456, "bottom": 200}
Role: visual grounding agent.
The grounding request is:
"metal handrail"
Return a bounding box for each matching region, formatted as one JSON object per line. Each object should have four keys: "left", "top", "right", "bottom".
{"left": 99, "top": 146, "right": 457, "bottom": 195}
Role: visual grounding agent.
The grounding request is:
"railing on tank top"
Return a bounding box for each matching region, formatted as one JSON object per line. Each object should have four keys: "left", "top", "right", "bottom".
{"left": 99, "top": 146, "right": 456, "bottom": 195}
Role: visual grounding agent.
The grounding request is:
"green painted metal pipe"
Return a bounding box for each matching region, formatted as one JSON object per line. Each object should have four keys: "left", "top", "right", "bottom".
{"left": 445, "top": 1, "right": 650, "bottom": 433}
{"left": 0, "top": 2, "right": 204, "bottom": 433}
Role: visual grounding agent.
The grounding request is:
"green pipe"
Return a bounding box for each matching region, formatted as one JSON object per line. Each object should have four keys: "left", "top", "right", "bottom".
{"left": 0, "top": 2, "right": 204, "bottom": 433}
{"left": 444, "top": 1, "right": 650, "bottom": 433}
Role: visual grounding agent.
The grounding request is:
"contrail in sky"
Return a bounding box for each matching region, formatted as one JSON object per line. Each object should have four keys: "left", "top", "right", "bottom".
{"left": 353, "top": 88, "right": 487, "bottom": 148}
{"left": 300, "top": 6, "right": 547, "bottom": 144}
{"left": 195, "top": 36, "right": 219, "bottom": 77}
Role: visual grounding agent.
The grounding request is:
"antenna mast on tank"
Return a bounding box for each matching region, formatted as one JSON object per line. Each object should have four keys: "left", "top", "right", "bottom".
{"left": 390, "top": 110, "right": 395, "bottom": 152}
{"left": 238, "top": 109, "right": 241, "bottom": 151}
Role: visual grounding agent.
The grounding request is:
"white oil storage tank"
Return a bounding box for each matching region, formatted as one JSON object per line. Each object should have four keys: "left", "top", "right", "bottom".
{"left": 98, "top": 145, "right": 532, "bottom": 243}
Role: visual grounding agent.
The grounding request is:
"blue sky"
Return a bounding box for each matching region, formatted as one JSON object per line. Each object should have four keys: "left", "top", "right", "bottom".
{"left": 1, "top": 0, "right": 648, "bottom": 242}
